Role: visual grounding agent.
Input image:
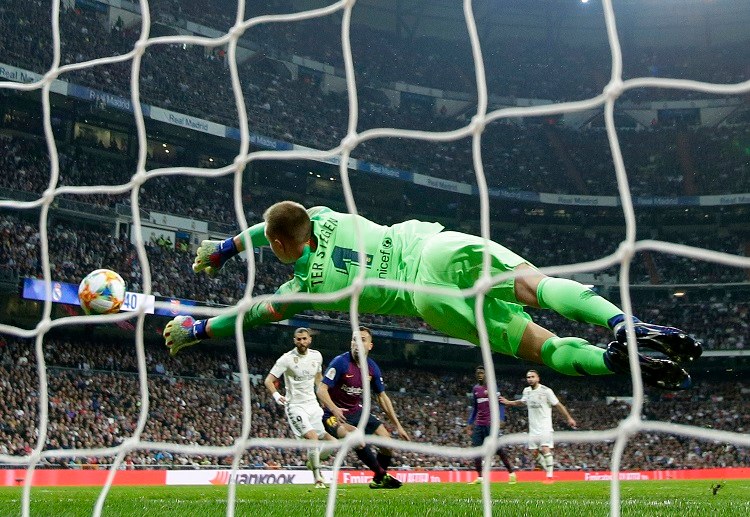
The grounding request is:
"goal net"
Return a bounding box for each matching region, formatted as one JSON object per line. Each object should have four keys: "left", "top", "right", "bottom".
{"left": 1, "top": 1, "right": 749, "bottom": 516}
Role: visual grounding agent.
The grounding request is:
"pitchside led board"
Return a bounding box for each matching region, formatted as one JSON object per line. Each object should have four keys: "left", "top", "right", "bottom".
{"left": 21, "top": 277, "right": 196, "bottom": 317}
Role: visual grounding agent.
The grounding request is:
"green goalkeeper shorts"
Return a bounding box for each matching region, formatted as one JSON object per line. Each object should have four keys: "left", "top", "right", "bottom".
{"left": 413, "top": 231, "right": 533, "bottom": 357}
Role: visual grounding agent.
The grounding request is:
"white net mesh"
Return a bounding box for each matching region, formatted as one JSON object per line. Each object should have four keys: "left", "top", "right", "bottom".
{"left": 1, "top": 0, "right": 750, "bottom": 516}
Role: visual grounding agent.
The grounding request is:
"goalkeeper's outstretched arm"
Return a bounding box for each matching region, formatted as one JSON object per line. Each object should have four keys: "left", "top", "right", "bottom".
{"left": 164, "top": 278, "right": 313, "bottom": 355}
{"left": 193, "top": 203, "right": 327, "bottom": 276}
{"left": 192, "top": 222, "right": 269, "bottom": 277}
{"left": 204, "top": 277, "right": 312, "bottom": 339}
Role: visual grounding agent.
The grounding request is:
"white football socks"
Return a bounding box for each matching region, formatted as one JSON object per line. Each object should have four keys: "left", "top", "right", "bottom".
{"left": 543, "top": 452, "right": 554, "bottom": 477}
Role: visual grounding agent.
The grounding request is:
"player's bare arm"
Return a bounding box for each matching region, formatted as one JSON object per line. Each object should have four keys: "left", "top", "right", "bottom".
{"left": 499, "top": 396, "right": 525, "bottom": 407}
{"left": 314, "top": 371, "right": 324, "bottom": 394}
{"left": 554, "top": 402, "right": 577, "bottom": 429}
{"left": 316, "top": 382, "right": 347, "bottom": 423}
{"left": 264, "top": 373, "right": 287, "bottom": 406}
{"left": 376, "top": 391, "right": 410, "bottom": 441}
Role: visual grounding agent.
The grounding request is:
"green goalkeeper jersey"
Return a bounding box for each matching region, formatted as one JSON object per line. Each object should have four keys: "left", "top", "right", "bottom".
{"left": 241, "top": 206, "right": 443, "bottom": 322}
{"left": 211, "top": 206, "right": 540, "bottom": 357}
{"left": 299, "top": 206, "right": 444, "bottom": 314}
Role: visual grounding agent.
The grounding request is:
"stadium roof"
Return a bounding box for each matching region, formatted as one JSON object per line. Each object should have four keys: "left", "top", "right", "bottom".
{"left": 303, "top": 0, "right": 750, "bottom": 48}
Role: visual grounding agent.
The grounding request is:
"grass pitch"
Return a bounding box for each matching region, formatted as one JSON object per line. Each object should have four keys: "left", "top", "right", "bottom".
{"left": 0, "top": 480, "right": 747, "bottom": 516}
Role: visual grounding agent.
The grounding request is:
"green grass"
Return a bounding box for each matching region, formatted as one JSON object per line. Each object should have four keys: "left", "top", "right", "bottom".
{"left": 0, "top": 480, "right": 747, "bottom": 516}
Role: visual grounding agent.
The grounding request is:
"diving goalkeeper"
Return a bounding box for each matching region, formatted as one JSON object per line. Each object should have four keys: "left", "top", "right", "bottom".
{"left": 163, "top": 202, "right": 701, "bottom": 390}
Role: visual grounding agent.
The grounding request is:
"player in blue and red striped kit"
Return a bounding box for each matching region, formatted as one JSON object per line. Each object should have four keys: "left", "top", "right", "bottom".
{"left": 316, "top": 327, "right": 409, "bottom": 489}
{"left": 467, "top": 365, "right": 517, "bottom": 484}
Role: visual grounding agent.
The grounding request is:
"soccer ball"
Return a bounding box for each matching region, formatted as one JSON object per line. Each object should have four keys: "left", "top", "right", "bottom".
{"left": 78, "top": 269, "right": 126, "bottom": 315}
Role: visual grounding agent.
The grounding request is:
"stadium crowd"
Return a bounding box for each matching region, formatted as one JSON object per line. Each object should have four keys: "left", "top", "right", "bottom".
{"left": 3, "top": 83, "right": 749, "bottom": 201}
{"left": 0, "top": 335, "right": 747, "bottom": 473}
{"left": 1, "top": 2, "right": 749, "bottom": 198}
{"left": 7, "top": 0, "right": 746, "bottom": 101}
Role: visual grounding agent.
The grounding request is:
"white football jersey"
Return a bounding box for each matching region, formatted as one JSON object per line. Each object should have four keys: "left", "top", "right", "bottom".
{"left": 521, "top": 384, "right": 559, "bottom": 435}
{"left": 269, "top": 348, "right": 323, "bottom": 407}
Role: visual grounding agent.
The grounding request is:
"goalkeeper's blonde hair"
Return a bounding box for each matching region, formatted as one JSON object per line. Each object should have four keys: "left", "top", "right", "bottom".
{"left": 263, "top": 201, "right": 312, "bottom": 244}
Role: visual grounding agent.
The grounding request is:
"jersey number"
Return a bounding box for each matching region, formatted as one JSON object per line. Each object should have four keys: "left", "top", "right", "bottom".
{"left": 331, "top": 246, "right": 373, "bottom": 274}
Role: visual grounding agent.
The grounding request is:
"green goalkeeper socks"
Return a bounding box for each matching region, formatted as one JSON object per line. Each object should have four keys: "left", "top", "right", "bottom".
{"left": 541, "top": 336, "right": 613, "bottom": 376}
{"left": 537, "top": 277, "right": 622, "bottom": 329}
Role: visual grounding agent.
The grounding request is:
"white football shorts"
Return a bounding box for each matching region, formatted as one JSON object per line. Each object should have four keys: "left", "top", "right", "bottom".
{"left": 286, "top": 403, "right": 326, "bottom": 439}
{"left": 527, "top": 432, "right": 554, "bottom": 450}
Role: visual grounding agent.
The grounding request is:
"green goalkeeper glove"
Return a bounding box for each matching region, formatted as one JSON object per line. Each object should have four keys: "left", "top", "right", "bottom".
{"left": 192, "top": 238, "right": 238, "bottom": 277}
{"left": 163, "top": 316, "right": 202, "bottom": 356}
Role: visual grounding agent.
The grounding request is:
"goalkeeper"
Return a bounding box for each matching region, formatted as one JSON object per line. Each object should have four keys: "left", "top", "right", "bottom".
{"left": 164, "top": 202, "right": 701, "bottom": 390}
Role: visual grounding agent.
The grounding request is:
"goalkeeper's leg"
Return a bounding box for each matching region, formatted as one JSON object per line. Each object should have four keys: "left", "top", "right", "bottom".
{"left": 415, "top": 289, "right": 614, "bottom": 377}
{"left": 416, "top": 233, "right": 623, "bottom": 333}
{"left": 516, "top": 319, "right": 691, "bottom": 390}
{"left": 514, "top": 264, "right": 701, "bottom": 363}
{"left": 415, "top": 233, "right": 699, "bottom": 369}
{"left": 414, "top": 290, "right": 690, "bottom": 389}
{"left": 416, "top": 233, "right": 699, "bottom": 365}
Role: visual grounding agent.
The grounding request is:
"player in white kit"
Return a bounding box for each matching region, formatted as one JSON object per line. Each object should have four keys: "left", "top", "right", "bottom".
{"left": 264, "top": 328, "right": 336, "bottom": 488}
{"left": 500, "top": 370, "right": 577, "bottom": 482}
